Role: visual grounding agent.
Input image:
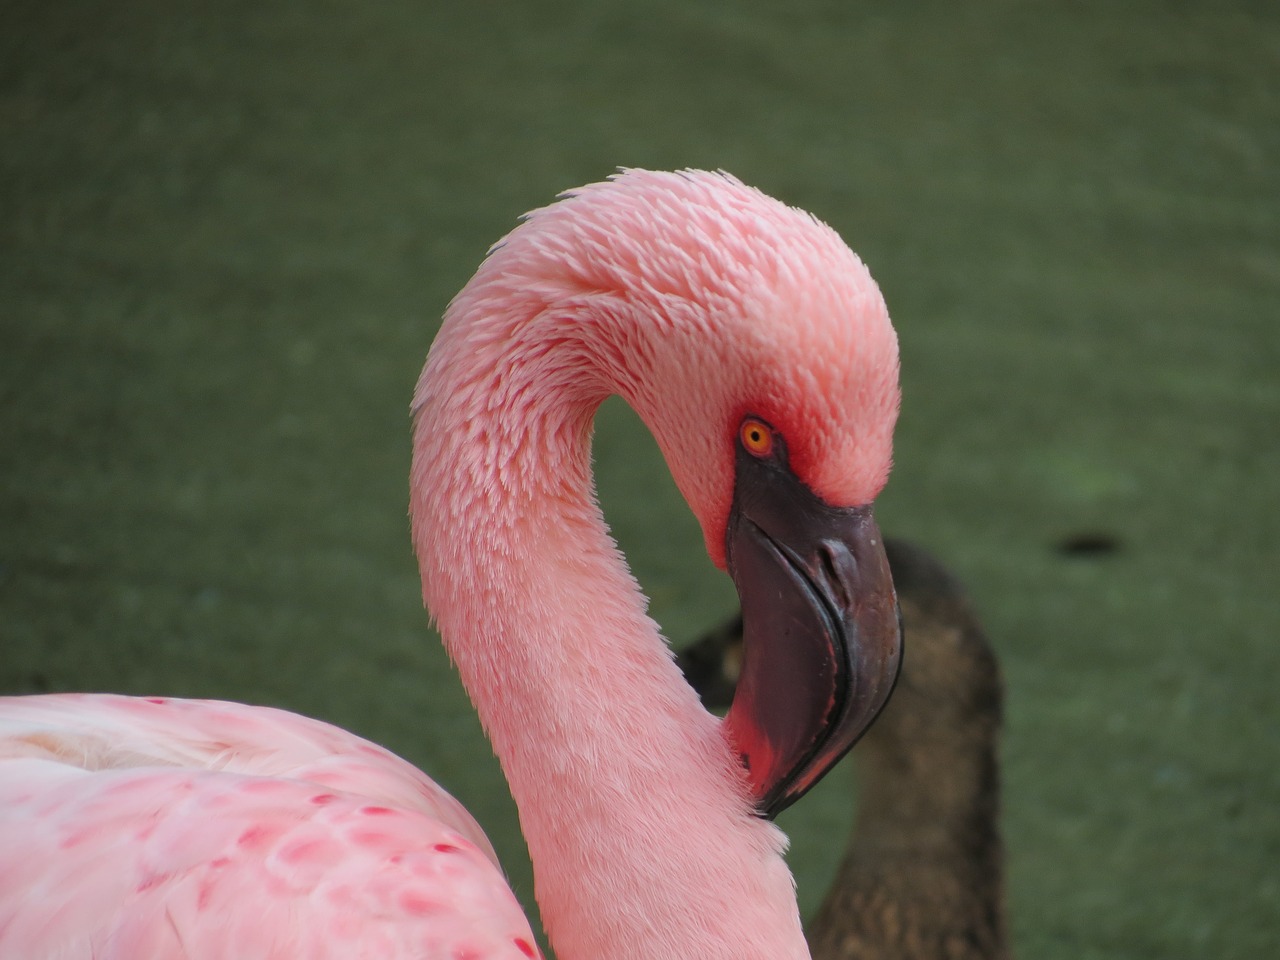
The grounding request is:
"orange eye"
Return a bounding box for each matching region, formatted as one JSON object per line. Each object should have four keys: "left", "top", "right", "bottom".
{"left": 739, "top": 418, "right": 774, "bottom": 458}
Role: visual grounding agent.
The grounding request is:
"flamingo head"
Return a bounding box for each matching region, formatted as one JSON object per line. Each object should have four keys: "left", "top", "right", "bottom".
{"left": 584, "top": 171, "right": 903, "bottom": 817}
{"left": 466, "top": 169, "right": 905, "bottom": 817}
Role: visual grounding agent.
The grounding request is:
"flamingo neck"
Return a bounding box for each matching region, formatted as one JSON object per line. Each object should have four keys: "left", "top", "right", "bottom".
{"left": 410, "top": 306, "right": 808, "bottom": 960}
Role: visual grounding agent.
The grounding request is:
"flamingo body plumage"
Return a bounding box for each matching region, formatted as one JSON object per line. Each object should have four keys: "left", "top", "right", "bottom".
{"left": 0, "top": 694, "right": 536, "bottom": 959}
{"left": 0, "top": 169, "right": 901, "bottom": 960}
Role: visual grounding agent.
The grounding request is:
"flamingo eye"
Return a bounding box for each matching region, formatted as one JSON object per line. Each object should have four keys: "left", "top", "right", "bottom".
{"left": 739, "top": 418, "right": 775, "bottom": 458}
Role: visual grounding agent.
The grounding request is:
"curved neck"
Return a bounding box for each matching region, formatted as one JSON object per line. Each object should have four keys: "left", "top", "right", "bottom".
{"left": 847, "top": 705, "right": 1003, "bottom": 879}
{"left": 808, "top": 736, "right": 1006, "bottom": 959}
{"left": 411, "top": 300, "right": 809, "bottom": 960}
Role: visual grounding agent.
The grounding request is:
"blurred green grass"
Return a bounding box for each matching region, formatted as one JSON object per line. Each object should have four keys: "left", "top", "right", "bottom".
{"left": 2, "top": 1, "right": 1277, "bottom": 956}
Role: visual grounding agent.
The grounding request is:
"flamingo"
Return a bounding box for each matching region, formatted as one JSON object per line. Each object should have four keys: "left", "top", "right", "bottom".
{"left": 679, "top": 539, "right": 1010, "bottom": 960}
{"left": 0, "top": 169, "right": 904, "bottom": 960}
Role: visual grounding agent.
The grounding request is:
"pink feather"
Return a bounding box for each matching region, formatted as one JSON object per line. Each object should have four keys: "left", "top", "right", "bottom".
{"left": 0, "top": 169, "right": 899, "bottom": 960}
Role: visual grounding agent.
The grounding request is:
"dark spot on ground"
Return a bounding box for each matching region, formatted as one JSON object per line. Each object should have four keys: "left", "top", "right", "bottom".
{"left": 1055, "top": 532, "right": 1122, "bottom": 557}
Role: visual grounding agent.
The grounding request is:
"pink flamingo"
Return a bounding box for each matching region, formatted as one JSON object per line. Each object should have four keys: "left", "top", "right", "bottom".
{"left": 0, "top": 169, "right": 903, "bottom": 960}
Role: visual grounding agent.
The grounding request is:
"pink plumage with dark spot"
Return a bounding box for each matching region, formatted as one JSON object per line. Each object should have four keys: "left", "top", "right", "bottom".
{"left": 0, "top": 169, "right": 903, "bottom": 960}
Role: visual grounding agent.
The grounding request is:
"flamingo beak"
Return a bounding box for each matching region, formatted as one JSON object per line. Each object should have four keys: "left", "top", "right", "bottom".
{"left": 722, "top": 445, "right": 902, "bottom": 819}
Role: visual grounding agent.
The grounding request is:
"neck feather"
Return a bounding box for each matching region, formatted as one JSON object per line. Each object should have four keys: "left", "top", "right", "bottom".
{"left": 410, "top": 299, "right": 808, "bottom": 960}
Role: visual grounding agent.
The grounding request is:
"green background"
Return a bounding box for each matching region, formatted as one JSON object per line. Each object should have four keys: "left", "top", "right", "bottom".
{"left": 3, "top": 2, "right": 1276, "bottom": 957}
